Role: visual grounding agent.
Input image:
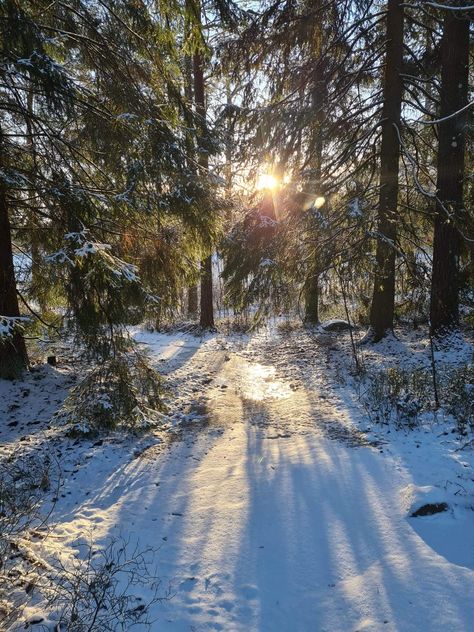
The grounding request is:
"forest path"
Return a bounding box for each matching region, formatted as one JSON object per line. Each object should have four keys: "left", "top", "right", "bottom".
{"left": 43, "top": 330, "right": 474, "bottom": 632}
{"left": 144, "top": 331, "right": 474, "bottom": 632}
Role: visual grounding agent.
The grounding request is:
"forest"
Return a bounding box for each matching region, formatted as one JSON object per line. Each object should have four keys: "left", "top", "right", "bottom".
{"left": 1, "top": 0, "right": 473, "bottom": 630}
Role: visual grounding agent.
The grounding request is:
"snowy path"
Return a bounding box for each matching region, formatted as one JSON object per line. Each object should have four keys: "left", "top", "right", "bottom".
{"left": 35, "top": 332, "right": 474, "bottom": 631}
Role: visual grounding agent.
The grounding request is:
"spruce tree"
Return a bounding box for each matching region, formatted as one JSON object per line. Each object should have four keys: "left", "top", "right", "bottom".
{"left": 0, "top": 0, "right": 225, "bottom": 388}
{"left": 430, "top": 4, "right": 471, "bottom": 337}
{"left": 366, "top": 0, "right": 405, "bottom": 342}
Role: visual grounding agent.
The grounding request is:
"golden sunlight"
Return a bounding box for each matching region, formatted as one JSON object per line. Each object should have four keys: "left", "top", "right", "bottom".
{"left": 256, "top": 173, "right": 279, "bottom": 191}
{"left": 314, "top": 196, "right": 326, "bottom": 209}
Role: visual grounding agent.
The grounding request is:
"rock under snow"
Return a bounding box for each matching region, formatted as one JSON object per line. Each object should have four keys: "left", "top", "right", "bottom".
{"left": 320, "top": 319, "right": 353, "bottom": 332}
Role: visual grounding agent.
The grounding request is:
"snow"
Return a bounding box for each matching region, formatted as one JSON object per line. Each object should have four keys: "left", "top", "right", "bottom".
{"left": 348, "top": 197, "right": 363, "bottom": 218}
{"left": 0, "top": 315, "right": 30, "bottom": 339}
{"left": 73, "top": 241, "right": 111, "bottom": 258}
{"left": 116, "top": 113, "right": 139, "bottom": 121}
{"left": 46, "top": 231, "right": 140, "bottom": 283}
{"left": 319, "top": 319, "right": 353, "bottom": 331}
{"left": 2, "top": 325, "right": 474, "bottom": 631}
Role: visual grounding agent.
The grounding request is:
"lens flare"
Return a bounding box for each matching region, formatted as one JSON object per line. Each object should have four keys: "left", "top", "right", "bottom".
{"left": 314, "top": 196, "right": 326, "bottom": 209}
{"left": 256, "top": 174, "right": 278, "bottom": 191}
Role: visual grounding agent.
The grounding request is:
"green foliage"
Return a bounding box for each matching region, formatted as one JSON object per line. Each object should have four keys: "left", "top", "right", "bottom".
{"left": 56, "top": 350, "right": 165, "bottom": 436}
{"left": 443, "top": 365, "right": 474, "bottom": 434}
{"left": 362, "top": 367, "right": 429, "bottom": 428}
{"left": 222, "top": 205, "right": 296, "bottom": 322}
{"left": 0, "top": 315, "right": 29, "bottom": 341}
{"left": 47, "top": 229, "right": 144, "bottom": 357}
{"left": 362, "top": 363, "right": 474, "bottom": 433}
{"left": 1, "top": 0, "right": 227, "bottom": 364}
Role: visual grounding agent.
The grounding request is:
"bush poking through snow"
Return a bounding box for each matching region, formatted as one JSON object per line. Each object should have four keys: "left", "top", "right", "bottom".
{"left": 55, "top": 351, "right": 165, "bottom": 436}
{"left": 0, "top": 451, "right": 57, "bottom": 627}
{"left": 443, "top": 365, "right": 474, "bottom": 435}
{"left": 28, "top": 539, "right": 165, "bottom": 631}
{"left": 362, "top": 367, "right": 429, "bottom": 428}
{"left": 361, "top": 364, "right": 474, "bottom": 432}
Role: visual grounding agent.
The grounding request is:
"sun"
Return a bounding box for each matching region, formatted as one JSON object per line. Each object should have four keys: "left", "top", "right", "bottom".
{"left": 314, "top": 196, "right": 325, "bottom": 209}
{"left": 256, "top": 173, "right": 279, "bottom": 191}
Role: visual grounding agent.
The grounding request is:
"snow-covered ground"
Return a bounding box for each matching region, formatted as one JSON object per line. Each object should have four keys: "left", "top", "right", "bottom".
{"left": 2, "top": 325, "right": 474, "bottom": 631}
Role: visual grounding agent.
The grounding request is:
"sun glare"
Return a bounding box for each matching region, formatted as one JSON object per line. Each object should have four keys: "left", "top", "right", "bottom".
{"left": 256, "top": 173, "right": 279, "bottom": 191}
{"left": 314, "top": 196, "right": 326, "bottom": 209}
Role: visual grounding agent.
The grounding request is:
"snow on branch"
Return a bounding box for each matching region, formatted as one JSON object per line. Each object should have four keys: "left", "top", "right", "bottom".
{"left": 415, "top": 101, "right": 474, "bottom": 127}
{"left": 419, "top": 2, "right": 474, "bottom": 10}
{"left": 46, "top": 229, "right": 139, "bottom": 284}
{"left": 0, "top": 315, "right": 30, "bottom": 339}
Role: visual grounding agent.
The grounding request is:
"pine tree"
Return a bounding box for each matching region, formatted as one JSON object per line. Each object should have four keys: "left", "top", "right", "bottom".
{"left": 0, "top": 128, "right": 28, "bottom": 378}
{"left": 219, "top": 1, "right": 383, "bottom": 322}
{"left": 0, "top": 0, "right": 224, "bottom": 381}
{"left": 192, "top": 3, "right": 215, "bottom": 330}
{"left": 430, "top": 4, "right": 471, "bottom": 337}
{"left": 366, "top": 0, "right": 405, "bottom": 342}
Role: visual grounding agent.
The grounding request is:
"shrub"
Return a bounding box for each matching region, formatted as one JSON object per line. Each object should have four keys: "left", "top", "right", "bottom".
{"left": 362, "top": 363, "right": 474, "bottom": 433}
{"left": 38, "top": 538, "right": 165, "bottom": 632}
{"left": 362, "top": 367, "right": 431, "bottom": 428}
{"left": 442, "top": 365, "right": 474, "bottom": 434}
{"left": 55, "top": 350, "right": 166, "bottom": 436}
{"left": 0, "top": 450, "right": 57, "bottom": 627}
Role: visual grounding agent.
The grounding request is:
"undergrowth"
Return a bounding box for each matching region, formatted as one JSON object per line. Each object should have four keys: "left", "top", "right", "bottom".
{"left": 54, "top": 350, "right": 166, "bottom": 437}
{"left": 36, "top": 538, "right": 165, "bottom": 632}
{"left": 361, "top": 364, "right": 474, "bottom": 433}
{"left": 0, "top": 450, "right": 58, "bottom": 628}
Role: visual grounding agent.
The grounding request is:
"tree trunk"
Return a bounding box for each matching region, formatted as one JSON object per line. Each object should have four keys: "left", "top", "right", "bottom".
{"left": 305, "top": 14, "right": 326, "bottom": 326}
{"left": 199, "top": 254, "right": 214, "bottom": 328}
{"left": 182, "top": 27, "right": 200, "bottom": 322}
{"left": 188, "top": 285, "right": 198, "bottom": 316}
{"left": 193, "top": 16, "right": 215, "bottom": 330}
{"left": 0, "top": 135, "right": 29, "bottom": 378}
{"left": 367, "top": 0, "right": 404, "bottom": 342}
{"left": 429, "top": 8, "right": 470, "bottom": 337}
{"left": 25, "top": 90, "right": 44, "bottom": 310}
{"left": 304, "top": 275, "right": 319, "bottom": 324}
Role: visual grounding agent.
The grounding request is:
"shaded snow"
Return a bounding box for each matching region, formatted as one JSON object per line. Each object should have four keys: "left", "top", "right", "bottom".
{"left": 2, "top": 326, "right": 474, "bottom": 631}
